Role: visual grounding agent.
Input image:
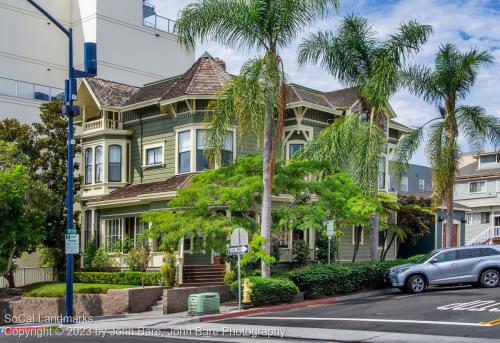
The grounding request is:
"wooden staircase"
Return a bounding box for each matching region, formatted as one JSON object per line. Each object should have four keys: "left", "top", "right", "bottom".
{"left": 181, "top": 264, "right": 226, "bottom": 287}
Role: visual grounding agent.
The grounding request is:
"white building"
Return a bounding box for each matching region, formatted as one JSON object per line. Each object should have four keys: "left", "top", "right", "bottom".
{"left": 454, "top": 151, "right": 500, "bottom": 245}
{"left": 0, "top": 0, "right": 194, "bottom": 122}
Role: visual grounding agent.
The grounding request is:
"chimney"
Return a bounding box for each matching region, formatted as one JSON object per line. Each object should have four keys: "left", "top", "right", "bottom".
{"left": 215, "top": 58, "right": 226, "bottom": 71}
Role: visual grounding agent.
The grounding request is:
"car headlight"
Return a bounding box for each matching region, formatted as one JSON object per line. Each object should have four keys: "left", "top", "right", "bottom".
{"left": 396, "top": 267, "right": 410, "bottom": 273}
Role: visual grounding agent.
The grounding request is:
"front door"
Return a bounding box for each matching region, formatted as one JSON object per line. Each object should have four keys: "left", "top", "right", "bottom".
{"left": 442, "top": 223, "right": 459, "bottom": 248}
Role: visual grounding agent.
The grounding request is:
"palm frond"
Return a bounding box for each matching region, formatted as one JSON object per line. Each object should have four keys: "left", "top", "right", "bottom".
{"left": 384, "top": 20, "right": 433, "bottom": 64}
{"left": 456, "top": 105, "right": 500, "bottom": 150}
{"left": 392, "top": 125, "right": 426, "bottom": 181}
{"left": 400, "top": 65, "right": 442, "bottom": 104}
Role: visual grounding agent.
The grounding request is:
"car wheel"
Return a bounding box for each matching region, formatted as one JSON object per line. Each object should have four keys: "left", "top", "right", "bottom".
{"left": 480, "top": 269, "right": 500, "bottom": 288}
{"left": 406, "top": 275, "right": 426, "bottom": 294}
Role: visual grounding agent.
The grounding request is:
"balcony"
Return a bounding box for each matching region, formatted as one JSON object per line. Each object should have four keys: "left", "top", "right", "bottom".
{"left": 82, "top": 111, "right": 124, "bottom": 134}
{"left": 143, "top": 1, "right": 176, "bottom": 34}
{"left": 0, "top": 76, "right": 64, "bottom": 102}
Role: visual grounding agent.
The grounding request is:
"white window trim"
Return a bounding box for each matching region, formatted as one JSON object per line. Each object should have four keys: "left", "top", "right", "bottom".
{"left": 469, "top": 180, "right": 486, "bottom": 194}
{"left": 352, "top": 226, "right": 364, "bottom": 245}
{"left": 143, "top": 141, "right": 165, "bottom": 168}
{"left": 174, "top": 124, "right": 237, "bottom": 175}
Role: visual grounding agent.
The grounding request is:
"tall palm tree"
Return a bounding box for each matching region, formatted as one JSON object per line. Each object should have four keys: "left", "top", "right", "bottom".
{"left": 297, "top": 15, "right": 432, "bottom": 260}
{"left": 174, "top": 0, "right": 339, "bottom": 276}
{"left": 396, "top": 43, "right": 498, "bottom": 248}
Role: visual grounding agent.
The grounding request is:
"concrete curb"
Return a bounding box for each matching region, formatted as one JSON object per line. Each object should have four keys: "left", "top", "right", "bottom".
{"left": 198, "top": 288, "right": 399, "bottom": 323}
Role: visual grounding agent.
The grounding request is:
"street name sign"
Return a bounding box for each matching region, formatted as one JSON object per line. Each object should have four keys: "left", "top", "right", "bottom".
{"left": 228, "top": 245, "right": 249, "bottom": 255}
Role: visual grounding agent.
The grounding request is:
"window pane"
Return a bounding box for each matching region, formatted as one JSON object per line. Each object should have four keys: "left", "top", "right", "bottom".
{"left": 108, "top": 145, "right": 122, "bottom": 182}
{"left": 95, "top": 146, "right": 103, "bottom": 183}
{"left": 179, "top": 151, "right": 190, "bottom": 173}
{"left": 289, "top": 143, "right": 304, "bottom": 158}
{"left": 17, "top": 81, "right": 33, "bottom": 99}
{"left": 481, "top": 212, "right": 490, "bottom": 224}
{"left": 34, "top": 84, "right": 50, "bottom": 101}
{"left": 435, "top": 250, "right": 456, "bottom": 263}
{"left": 224, "top": 131, "right": 233, "bottom": 151}
{"left": 0, "top": 78, "right": 17, "bottom": 97}
{"left": 146, "top": 147, "right": 162, "bottom": 165}
{"left": 85, "top": 148, "right": 93, "bottom": 185}
{"left": 196, "top": 129, "right": 206, "bottom": 149}
{"left": 179, "top": 130, "right": 191, "bottom": 152}
{"left": 221, "top": 151, "right": 233, "bottom": 167}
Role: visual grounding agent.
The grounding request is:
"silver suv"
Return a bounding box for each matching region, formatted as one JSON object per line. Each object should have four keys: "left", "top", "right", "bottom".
{"left": 387, "top": 245, "right": 500, "bottom": 293}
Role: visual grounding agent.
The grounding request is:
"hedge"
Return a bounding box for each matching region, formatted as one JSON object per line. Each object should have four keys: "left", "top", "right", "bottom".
{"left": 231, "top": 276, "right": 299, "bottom": 307}
{"left": 73, "top": 271, "right": 163, "bottom": 286}
{"left": 287, "top": 257, "right": 422, "bottom": 298}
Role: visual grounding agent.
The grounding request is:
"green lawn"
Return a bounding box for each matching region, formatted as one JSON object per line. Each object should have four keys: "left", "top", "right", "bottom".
{"left": 24, "top": 283, "right": 138, "bottom": 297}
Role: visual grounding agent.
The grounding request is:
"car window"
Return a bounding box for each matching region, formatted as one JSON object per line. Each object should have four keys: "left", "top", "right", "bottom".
{"left": 481, "top": 248, "right": 500, "bottom": 256}
{"left": 458, "top": 249, "right": 482, "bottom": 259}
{"left": 434, "top": 250, "right": 456, "bottom": 263}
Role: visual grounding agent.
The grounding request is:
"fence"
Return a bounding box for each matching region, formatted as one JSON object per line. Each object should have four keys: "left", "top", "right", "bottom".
{"left": 0, "top": 267, "right": 55, "bottom": 288}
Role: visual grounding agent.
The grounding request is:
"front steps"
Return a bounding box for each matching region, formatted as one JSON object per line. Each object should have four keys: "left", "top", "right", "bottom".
{"left": 150, "top": 295, "right": 164, "bottom": 312}
{"left": 181, "top": 264, "right": 226, "bottom": 287}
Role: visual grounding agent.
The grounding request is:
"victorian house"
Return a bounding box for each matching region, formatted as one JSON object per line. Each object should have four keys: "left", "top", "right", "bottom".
{"left": 75, "top": 52, "right": 410, "bottom": 283}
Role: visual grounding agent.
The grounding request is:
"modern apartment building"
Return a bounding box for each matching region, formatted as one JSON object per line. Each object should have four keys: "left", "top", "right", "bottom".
{"left": 387, "top": 163, "right": 433, "bottom": 195}
{"left": 0, "top": 0, "right": 193, "bottom": 122}
{"left": 75, "top": 52, "right": 411, "bottom": 282}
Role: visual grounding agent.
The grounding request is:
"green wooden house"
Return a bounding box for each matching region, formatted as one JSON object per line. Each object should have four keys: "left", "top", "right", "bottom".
{"left": 75, "top": 52, "right": 409, "bottom": 282}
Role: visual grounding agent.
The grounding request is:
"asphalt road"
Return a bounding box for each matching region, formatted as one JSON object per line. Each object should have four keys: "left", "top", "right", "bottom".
{"left": 219, "top": 285, "right": 500, "bottom": 340}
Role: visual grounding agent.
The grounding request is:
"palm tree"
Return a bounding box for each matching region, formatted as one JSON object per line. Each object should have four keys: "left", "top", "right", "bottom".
{"left": 174, "top": 0, "right": 339, "bottom": 276}
{"left": 396, "top": 43, "right": 498, "bottom": 248}
{"left": 297, "top": 15, "right": 432, "bottom": 260}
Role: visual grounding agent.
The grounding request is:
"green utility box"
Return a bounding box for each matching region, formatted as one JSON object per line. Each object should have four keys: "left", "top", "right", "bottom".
{"left": 188, "top": 292, "right": 220, "bottom": 316}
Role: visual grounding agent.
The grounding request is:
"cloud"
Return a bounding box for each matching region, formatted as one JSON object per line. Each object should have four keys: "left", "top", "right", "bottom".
{"left": 152, "top": 0, "right": 500, "bottom": 165}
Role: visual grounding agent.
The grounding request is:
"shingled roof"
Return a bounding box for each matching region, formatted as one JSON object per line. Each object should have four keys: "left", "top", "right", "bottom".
{"left": 286, "top": 84, "right": 335, "bottom": 109}
{"left": 324, "top": 87, "right": 360, "bottom": 108}
{"left": 456, "top": 161, "right": 500, "bottom": 180}
{"left": 91, "top": 173, "right": 194, "bottom": 203}
{"left": 82, "top": 53, "right": 365, "bottom": 112}
{"left": 84, "top": 78, "right": 140, "bottom": 107}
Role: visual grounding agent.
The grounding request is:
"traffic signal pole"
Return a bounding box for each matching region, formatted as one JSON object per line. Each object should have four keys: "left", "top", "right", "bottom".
{"left": 26, "top": 0, "right": 96, "bottom": 323}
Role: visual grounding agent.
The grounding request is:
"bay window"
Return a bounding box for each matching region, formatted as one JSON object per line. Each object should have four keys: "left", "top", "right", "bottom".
{"left": 95, "top": 145, "right": 103, "bottom": 183}
{"left": 108, "top": 145, "right": 122, "bottom": 182}
{"left": 178, "top": 130, "right": 192, "bottom": 173}
{"left": 85, "top": 148, "right": 93, "bottom": 185}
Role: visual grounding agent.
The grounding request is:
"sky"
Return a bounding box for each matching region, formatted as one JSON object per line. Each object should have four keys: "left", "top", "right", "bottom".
{"left": 151, "top": 0, "right": 500, "bottom": 166}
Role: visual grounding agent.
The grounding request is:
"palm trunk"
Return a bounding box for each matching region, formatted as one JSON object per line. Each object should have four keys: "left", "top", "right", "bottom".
{"left": 370, "top": 213, "right": 379, "bottom": 261}
{"left": 381, "top": 232, "right": 396, "bottom": 261}
{"left": 260, "top": 85, "right": 274, "bottom": 277}
{"left": 446, "top": 190, "right": 454, "bottom": 248}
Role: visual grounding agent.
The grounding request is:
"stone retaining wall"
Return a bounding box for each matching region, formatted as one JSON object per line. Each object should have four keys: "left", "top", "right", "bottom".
{"left": 163, "top": 285, "right": 232, "bottom": 314}
{"left": 0, "top": 286, "right": 165, "bottom": 325}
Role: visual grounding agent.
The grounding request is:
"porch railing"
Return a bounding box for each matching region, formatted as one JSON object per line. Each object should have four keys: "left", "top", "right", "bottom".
{"left": 83, "top": 118, "right": 122, "bottom": 132}
{"left": 466, "top": 226, "right": 500, "bottom": 246}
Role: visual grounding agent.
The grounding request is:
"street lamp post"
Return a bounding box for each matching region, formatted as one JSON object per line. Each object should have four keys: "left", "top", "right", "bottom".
{"left": 26, "top": 0, "right": 96, "bottom": 323}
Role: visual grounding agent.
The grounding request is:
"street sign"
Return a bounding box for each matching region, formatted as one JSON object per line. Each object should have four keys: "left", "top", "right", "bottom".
{"left": 65, "top": 234, "right": 79, "bottom": 255}
{"left": 231, "top": 227, "right": 248, "bottom": 246}
{"left": 228, "top": 245, "right": 249, "bottom": 255}
{"left": 326, "top": 220, "right": 335, "bottom": 238}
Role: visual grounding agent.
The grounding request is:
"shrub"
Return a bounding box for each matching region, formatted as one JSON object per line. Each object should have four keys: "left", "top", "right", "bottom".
{"left": 287, "top": 258, "right": 419, "bottom": 298}
{"left": 159, "top": 252, "right": 176, "bottom": 286}
{"left": 224, "top": 270, "right": 235, "bottom": 285}
{"left": 83, "top": 238, "right": 112, "bottom": 272}
{"left": 230, "top": 277, "right": 299, "bottom": 307}
{"left": 291, "top": 239, "right": 310, "bottom": 268}
{"left": 127, "top": 245, "right": 151, "bottom": 272}
{"left": 74, "top": 271, "right": 163, "bottom": 286}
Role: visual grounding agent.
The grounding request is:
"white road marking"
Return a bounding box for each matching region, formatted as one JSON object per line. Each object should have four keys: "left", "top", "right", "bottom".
{"left": 437, "top": 300, "right": 500, "bottom": 312}
{"left": 243, "top": 317, "right": 492, "bottom": 327}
